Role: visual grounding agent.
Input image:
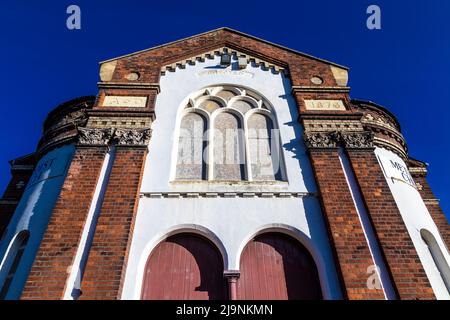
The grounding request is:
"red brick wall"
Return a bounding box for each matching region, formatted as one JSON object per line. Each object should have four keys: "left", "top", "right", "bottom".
{"left": 308, "top": 149, "right": 385, "bottom": 299}
{"left": 106, "top": 29, "right": 339, "bottom": 87}
{"left": 346, "top": 150, "right": 435, "bottom": 299}
{"left": 79, "top": 147, "right": 147, "bottom": 300}
{"left": 21, "top": 147, "right": 107, "bottom": 300}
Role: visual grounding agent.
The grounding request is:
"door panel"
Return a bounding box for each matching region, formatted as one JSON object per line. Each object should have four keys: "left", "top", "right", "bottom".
{"left": 238, "top": 233, "right": 322, "bottom": 300}
{"left": 141, "top": 233, "right": 227, "bottom": 300}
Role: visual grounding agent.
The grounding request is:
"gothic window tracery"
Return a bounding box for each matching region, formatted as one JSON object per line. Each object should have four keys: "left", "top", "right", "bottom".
{"left": 175, "top": 85, "right": 285, "bottom": 182}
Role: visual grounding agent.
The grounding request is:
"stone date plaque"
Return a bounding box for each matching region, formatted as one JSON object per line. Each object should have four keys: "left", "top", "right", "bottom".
{"left": 102, "top": 96, "right": 147, "bottom": 108}
{"left": 304, "top": 100, "right": 346, "bottom": 111}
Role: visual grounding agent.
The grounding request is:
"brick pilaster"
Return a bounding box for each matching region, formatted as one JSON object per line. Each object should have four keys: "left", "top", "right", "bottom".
{"left": 346, "top": 150, "right": 435, "bottom": 299}
{"left": 308, "top": 149, "right": 385, "bottom": 299}
{"left": 79, "top": 147, "right": 147, "bottom": 300}
{"left": 21, "top": 147, "right": 107, "bottom": 300}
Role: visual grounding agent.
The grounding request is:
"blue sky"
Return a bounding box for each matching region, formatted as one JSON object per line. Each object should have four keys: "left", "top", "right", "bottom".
{"left": 0, "top": 1, "right": 449, "bottom": 217}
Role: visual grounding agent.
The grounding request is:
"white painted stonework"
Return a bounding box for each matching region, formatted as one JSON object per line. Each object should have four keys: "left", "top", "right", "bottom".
{"left": 375, "top": 147, "right": 450, "bottom": 299}
{"left": 0, "top": 145, "right": 74, "bottom": 299}
{"left": 120, "top": 55, "right": 343, "bottom": 300}
{"left": 195, "top": 69, "right": 255, "bottom": 78}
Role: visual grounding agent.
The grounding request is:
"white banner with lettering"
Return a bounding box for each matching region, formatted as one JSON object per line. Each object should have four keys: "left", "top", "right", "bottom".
{"left": 378, "top": 154, "right": 416, "bottom": 188}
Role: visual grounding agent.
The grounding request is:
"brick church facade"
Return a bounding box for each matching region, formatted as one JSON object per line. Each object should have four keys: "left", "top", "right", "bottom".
{"left": 0, "top": 28, "right": 449, "bottom": 300}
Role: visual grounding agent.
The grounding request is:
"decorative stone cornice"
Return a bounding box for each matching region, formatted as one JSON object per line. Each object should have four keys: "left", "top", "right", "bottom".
{"left": 304, "top": 131, "right": 374, "bottom": 150}
{"left": 115, "top": 128, "right": 152, "bottom": 146}
{"left": 352, "top": 99, "right": 401, "bottom": 132}
{"left": 77, "top": 127, "right": 152, "bottom": 147}
{"left": 140, "top": 192, "right": 316, "bottom": 199}
{"left": 409, "top": 167, "right": 428, "bottom": 175}
{"left": 372, "top": 137, "right": 408, "bottom": 159}
{"left": 340, "top": 131, "right": 374, "bottom": 149}
{"left": 97, "top": 82, "right": 160, "bottom": 93}
{"left": 304, "top": 132, "right": 338, "bottom": 149}
{"left": 303, "top": 119, "right": 364, "bottom": 133}
{"left": 423, "top": 198, "right": 440, "bottom": 205}
{"left": 78, "top": 128, "right": 115, "bottom": 146}
{"left": 292, "top": 86, "right": 350, "bottom": 94}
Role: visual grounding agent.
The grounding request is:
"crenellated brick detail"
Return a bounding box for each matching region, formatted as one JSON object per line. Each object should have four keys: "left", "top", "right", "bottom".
{"left": 21, "top": 147, "right": 107, "bottom": 300}
{"left": 308, "top": 149, "right": 385, "bottom": 299}
{"left": 346, "top": 150, "right": 435, "bottom": 299}
{"left": 79, "top": 147, "right": 147, "bottom": 300}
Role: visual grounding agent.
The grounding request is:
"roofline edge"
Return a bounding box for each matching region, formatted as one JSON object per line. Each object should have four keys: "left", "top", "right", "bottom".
{"left": 98, "top": 27, "right": 349, "bottom": 70}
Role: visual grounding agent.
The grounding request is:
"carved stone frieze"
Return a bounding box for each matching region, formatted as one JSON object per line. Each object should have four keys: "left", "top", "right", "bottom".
{"left": 362, "top": 113, "right": 398, "bottom": 131}
{"left": 304, "top": 132, "right": 338, "bottom": 149}
{"left": 303, "top": 119, "right": 363, "bottom": 132}
{"left": 340, "top": 131, "right": 374, "bottom": 149}
{"left": 78, "top": 128, "right": 115, "bottom": 146}
{"left": 77, "top": 127, "right": 152, "bottom": 146}
{"left": 115, "top": 128, "right": 152, "bottom": 146}
{"left": 304, "top": 131, "right": 374, "bottom": 150}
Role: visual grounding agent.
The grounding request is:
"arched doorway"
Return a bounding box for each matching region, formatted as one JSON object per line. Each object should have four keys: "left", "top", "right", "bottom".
{"left": 237, "top": 232, "right": 322, "bottom": 300}
{"left": 141, "top": 233, "right": 227, "bottom": 300}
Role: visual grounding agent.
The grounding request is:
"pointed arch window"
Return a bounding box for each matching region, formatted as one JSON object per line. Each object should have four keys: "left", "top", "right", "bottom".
{"left": 247, "top": 112, "right": 282, "bottom": 181}
{"left": 213, "top": 111, "right": 245, "bottom": 180}
{"left": 174, "top": 85, "right": 285, "bottom": 182}
{"left": 176, "top": 112, "right": 207, "bottom": 180}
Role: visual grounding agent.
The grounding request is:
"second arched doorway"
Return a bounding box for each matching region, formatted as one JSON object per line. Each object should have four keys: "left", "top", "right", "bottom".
{"left": 237, "top": 232, "right": 322, "bottom": 300}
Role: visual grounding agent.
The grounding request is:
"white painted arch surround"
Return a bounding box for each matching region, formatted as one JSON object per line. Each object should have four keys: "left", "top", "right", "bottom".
{"left": 120, "top": 55, "right": 343, "bottom": 300}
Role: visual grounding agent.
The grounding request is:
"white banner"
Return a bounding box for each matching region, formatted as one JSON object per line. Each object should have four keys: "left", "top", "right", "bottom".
{"left": 378, "top": 154, "right": 416, "bottom": 188}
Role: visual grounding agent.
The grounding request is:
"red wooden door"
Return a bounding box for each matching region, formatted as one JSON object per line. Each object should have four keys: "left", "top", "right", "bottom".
{"left": 237, "top": 233, "right": 322, "bottom": 300}
{"left": 141, "top": 233, "right": 227, "bottom": 300}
